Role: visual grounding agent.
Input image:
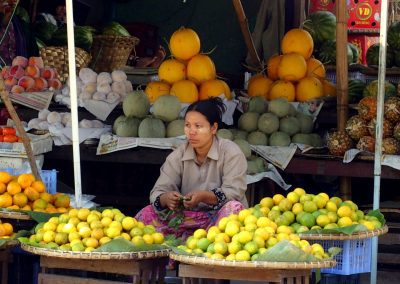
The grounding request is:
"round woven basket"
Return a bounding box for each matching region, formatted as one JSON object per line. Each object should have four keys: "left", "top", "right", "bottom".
{"left": 0, "top": 239, "right": 19, "bottom": 249}
{"left": 0, "top": 210, "right": 31, "bottom": 220}
{"left": 40, "top": 46, "right": 92, "bottom": 83}
{"left": 90, "top": 35, "right": 139, "bottom": 73}
{"left": 299, "top": 225, "right": 388, "bottom": 241}
{"left": 170, "top": 253, "right": 336, "bottom": 269}
{"left": 20, "top": 243, "right": 170, "bottom": 260}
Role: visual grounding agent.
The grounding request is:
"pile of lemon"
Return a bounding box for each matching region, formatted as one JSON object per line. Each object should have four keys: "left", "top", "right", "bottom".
{"left": 265, "top": 187, "right": 382, "bottom": 233}
{"left": 27, "top": 208, "right": 165, "bottom": 252}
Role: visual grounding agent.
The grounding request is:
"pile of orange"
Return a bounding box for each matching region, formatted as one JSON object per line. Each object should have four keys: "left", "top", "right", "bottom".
{"left": 0, "top": 221, "right": 13, "bottom": 238}
{"left": 0, "top": 171, "right": 71, "bottom": 213}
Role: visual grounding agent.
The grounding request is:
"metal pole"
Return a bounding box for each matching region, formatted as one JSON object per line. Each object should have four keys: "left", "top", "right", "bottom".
{"left": 371, "top": 1, "right": 389, "bottom": 283}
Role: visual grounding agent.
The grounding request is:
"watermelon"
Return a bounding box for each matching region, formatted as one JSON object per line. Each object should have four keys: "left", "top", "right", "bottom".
{"left": 366, "top": 43, "right": 395, "bottom": 67}
{"left": 348, "top": 42, "right": 360, "bottom": 64}
{"left": 348, "top": 79, "right": 366, "bottom": 104}
{"left": 363, "top": 80, "right": 397, "bottom": 99}
{"left": 317, "top": 40, "right": 353, "bottom": 65}
{"left": 302, "top": 11, "right": 336, "bottom": 45}
{"left": 388, "top": 21, "right": 400, "bottom": 50}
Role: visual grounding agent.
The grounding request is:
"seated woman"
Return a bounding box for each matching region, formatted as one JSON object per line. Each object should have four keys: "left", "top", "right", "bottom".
{"left": 135, "top": 97, "right": 248, "bottom": 239}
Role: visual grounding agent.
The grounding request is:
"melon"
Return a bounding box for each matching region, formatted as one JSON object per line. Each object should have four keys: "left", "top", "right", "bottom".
{"left": 123, "top": 90, "right": 150, "bottom": 118}
{"left": 247, "top": 74, "right": 273, "bottom": 98}
{"left": 247, "top": 96, "right": 267, "bottom": 113}
{"left": 258, "top": 113, "right": 279, "bottom": 134}
{"left": 292, "top": 133, "right": 312, "bottom": 146}
{"left": 297, "top": 113, "right": 314, "bottom": 134}
{"left": 169, "top": 27, "right": 201, "bottom": 60}
{"left": 114, "top": 116, "right": 141, "bottom": 137}
{"left": 217, "top": 129, "right": 234, "bottom": 140}
{"left": 296, "top": 76, "right": 323, "bottom": 102}
{"left": 112, "top": 115, "right": 127, "bottom": 134}
{"left": 269, "top": 132, "right": 291, "bottom": 147}
{"left": 158, "top": 59, "right": 186, "bottom": 84}
{"left": 268, "top": 80, "right": 295, "bottom": 102}
{"left": 231, "top": 129, "right": 248, "bottom": 140}
{"left": 186, "top": 54, "right": 216, "bottom": 85}
{"left": 247, "top": 160, "right": 260, "bottom": 175}
{"left": 267, "top": 54, "right": 282, "bottom": 80}
{"left": 249, "top": 156, "right": 266, "bottom": 172}
{"left": 152, "top": 95, "right": 182, "bottom": 122}
{"left": 281, "top": 28, "right": 314, "bottom": 59}
{"left": 144, "top": 81, "right": 171, "bottom": 103}
{"left": 268, "top": 98, "right": 291, "bottom": 118}
{"left": 278, "top": 53, "right": 307, "bottom": 82}
{"left": 238, "top": 112, "right": 260, "bottom": 132}
{"left": 166, "top": 119, "right": 185, "bottom": 137}
{"left": 280, "top": 117, "right": 300, "bottom": 136}
{"left": 233, "top": 139, "right": 252, "bottom": 158}
{"left": 247, "top": 131, "right": 268, "bottom": 145}
{"left": 199, "top": 79, "right": 231, "bottom": 100}
{"left": 170, "top": 79, "right": 198, "bottom": 103}
{"left": 306, "top": 58, "right": 325, "bottom": 79}
{"left": 309, "top": 133, "right": 323, "bottom": 147}
{"left": 138, "top": 117, "right": 166, "bottom": 138}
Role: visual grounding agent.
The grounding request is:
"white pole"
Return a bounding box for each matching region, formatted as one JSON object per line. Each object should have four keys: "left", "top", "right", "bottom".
{"left": 371, "top": 1, "right": 389, "bottom": 283}
{"left": 65, "top": 0, "right": 82, "bottom": 208}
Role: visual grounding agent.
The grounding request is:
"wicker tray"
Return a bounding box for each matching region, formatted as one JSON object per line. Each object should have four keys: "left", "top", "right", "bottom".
{"left": 170, "top": 253, "right": 336, "bottom": 269}
{"left": 0, "top": 239, "right": 19, "bottom": 249}
{"left": 0, "top": 210, "right": 31, "bottom": 220}
{"left": 20, "top": 243, "right": 170, "bottom": 260}
{"left": 299, "top": 225, "right": 388, "bottom": 241}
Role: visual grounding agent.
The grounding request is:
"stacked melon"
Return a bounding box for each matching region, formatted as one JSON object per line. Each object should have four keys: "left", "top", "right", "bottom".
{"left": 144, "top": 27, "right": 231, "bottom": 104}
{"left": 247, "top": 28, "right": 336, "bottom": 102}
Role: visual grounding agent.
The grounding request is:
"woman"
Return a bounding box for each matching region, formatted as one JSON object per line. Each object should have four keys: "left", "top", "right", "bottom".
{"left": 136, "top": 97, "right": 248, "bottom": 239}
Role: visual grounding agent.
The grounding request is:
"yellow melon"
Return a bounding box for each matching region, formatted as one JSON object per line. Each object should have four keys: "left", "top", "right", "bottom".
{"left": 281, "top": 28, "right": 314, "bottom": 59}
{"left": 267, "top": 54, "right": 282, "bottom": 80}
{"left": 199, "top": 79, "right": 231, "bottom": 100}
{"left": 169, "top": 27, "right": 201, "bottom": 60}
{"left": 144, "top": 81, "right": 171, "bottom": 103}
{"left": 296, "top": 76, "right": 324, "bottom": 102}
{"left": 247, "top": 74, "right": 273, "bottom": 98}
{"left": 278, "top": 53, "right": 307, "bottom": 82}
{"left": 186, "top": 54, "right": 216, "bottom": 85}
{"left": 268, "top": 80, "right": 295, "bottom": 102}
{"left": 170, "top": 79, "right": 199, "bottom": 103}
{"left": 322, "top": 79, "right": 336, "bottom": 96}
{"left": 306, "top": 58, "right": 326, "bottom": 79}
{"left": 158, "top": 59, "right": 186, "bottom": 84}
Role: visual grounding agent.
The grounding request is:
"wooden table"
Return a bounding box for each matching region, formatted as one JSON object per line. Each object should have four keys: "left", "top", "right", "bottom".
{"left": 37, "top": 255, "right": 169, "bottom": 284}
{"left": 178, "top": 263, "right": 311, "bottom": 284}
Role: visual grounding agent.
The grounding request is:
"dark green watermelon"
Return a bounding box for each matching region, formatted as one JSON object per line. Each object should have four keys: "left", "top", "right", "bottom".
{"left": 363, "top": 80, "right": 397, "bottom": 99}
{"left": 366, "top": 43, "right": 395, "bottom": 67}
{"left": 388, "top": 21, "right": 400, "bottom": 50}
{"left": 348, "top": 79, "right": 366, "bottom": 103}
{"left": 348, "top": 42, "right": 360, "bottom": 64}
{"left": 303, "top": 11, "right": 336, "bottom": 45}
{"left": 317, "top": 40, "right": 353, "bottom": 65}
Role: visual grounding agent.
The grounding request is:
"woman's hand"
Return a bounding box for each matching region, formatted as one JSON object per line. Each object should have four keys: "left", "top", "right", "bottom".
{"left": 160, "top": 191, "right": 183, "bottom": 211}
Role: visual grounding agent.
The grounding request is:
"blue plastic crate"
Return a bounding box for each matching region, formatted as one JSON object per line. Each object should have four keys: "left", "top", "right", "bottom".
{"left": 0, "top": 168, "right": 57, "bottom": 194}
{"left": 310, "top": 238, "right": 372, "bottom": 275}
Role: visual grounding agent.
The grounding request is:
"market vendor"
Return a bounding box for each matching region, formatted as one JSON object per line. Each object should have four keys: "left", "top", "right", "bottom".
{"left": 135, "top": 97, "right": 248, "bottom": 239}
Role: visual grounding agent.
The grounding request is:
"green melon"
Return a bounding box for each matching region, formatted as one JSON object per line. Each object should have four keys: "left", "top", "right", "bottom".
{"left": 238, "top": 112, "right": 260, "bottom": 132}
{"left": 113, "top": 115, "right": 127, "bottom": 134}
{"left": 268, "top": 98, "right": 291, "bottom": 118}
{"left": 152, "top": 95, "right": 182, "bottom": 122}
{"left": 269, "top": 132, "right": 291, "bottom": 147}
{"left": 217, "top": 129, "right": 234, "bottom": 140}
{"left": 232, "top": 129, "right": 248, "bottom": 140}
{"left": 296, "top": 113, "right": 314, "bottom": 134}
{"left": 233, "top": 139, "right": 252, "bottom": 158}
{"left": 138, "top": 117, "right": 166, "bottom": 138}
{"left": 247, "top": 131, "right": 268, "bottom": 145}
{"left": 309, "top": 133, "right": 323, "bottom": 147}
{"left": 280, "top": 117, "right": 300, "bottom": 136}
{"left": 122, "top": 90, "right": 150, "bottom": 118}
{"left": 114, "top": 116, "right": 140, "bottom": 137}
{"left": 247, "top": 157, "right": 266, "bottom": 174}
{"left": 166, "top": 119, "right": 185, "bottom": 137}
{"left": 247, "top": 96, "right": 267, "bottom": 113}
{"left": 292, "top": 133, "right": 312, "bottom": 146}
{"left": 258, "top": 113, "right": 280, "bottom": 134}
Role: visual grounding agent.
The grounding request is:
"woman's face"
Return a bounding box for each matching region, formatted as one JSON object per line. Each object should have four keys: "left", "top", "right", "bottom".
{"left": 184, "top": 111, "right": 217, "bottom": 151}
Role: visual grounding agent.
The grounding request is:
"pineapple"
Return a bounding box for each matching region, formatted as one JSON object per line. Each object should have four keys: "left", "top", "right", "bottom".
{"left": 367, "top": 118, "right": 393, "bottom": 138}
{"left": 384, "top": 96, "right": 400, "bottom": 124}
{"left": 358, "top": 96, "right": 377, "bottom": 121}
{"left": 327, "top": 130, "right": 353, "bottom": 156}
{"left": 382, "top": 137, "right": 400, "bottom": 155}
{"left": 356, "top": 136, "right": 375, "bottom": 153}
{"left": 394, "top": 122, "right": 400, "bottom": 141}
{"left": 345, "top": 115, "right": 369, "bottom": 141}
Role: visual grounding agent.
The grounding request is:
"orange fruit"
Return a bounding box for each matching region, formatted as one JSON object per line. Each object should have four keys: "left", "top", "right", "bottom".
{"left": 199, "top": 79, "right": 231, "bottom": 100}
{"left": 306, "top": 58, "right": 326, "bottom": 79}
{"left": 0, "top": 193, "right": 13, "bottom": 208}
{"left": 296, "top": 76, "right": 324, "bottom": 102}
{"left": 281, "top": 28, "right": 314, "bottom": 59}
{"left": 144, "top": 81, "right": 171, "bottom": 103}
{"left": 7, "top": 205, "right": 19, "bottom": 210}
{"left": 57, "top": 207, "right": 68, "bottom": 213}
{"left": 17, "top": 173, "right": 34, "bottom": 189}
{"left": 46, "top": 207, "right": 58, "bottom": 213}
{"left": 247, "top": 74, "right": 273, "bottom": 98}
{"left": 268, "top": 80, "right": 296, "bottom": 102}
{"left": 186, "top": 54, "right": 216, "bottom": 85}
{"left": 6, "top": 181, "right": 21, "bottom": 195}
{"left": 0, "top": 172, "right": 12, "bottom": 184}
{"left": 21, "top": 204, "right": 32, "bottom": 211}
{"left": 169, "top": 27, "right": 201, "bottom": 61}
{"left": 267, "top": 54, "right": 282, "bottom": 80}
{"left": 12, "top": 192, "right": 28, "bottom": 207}
{"left": 54, "top": 194, "right": 71, "bottom": 208}
{"left": 2, "top": 223, "right": 13, "bottom": 236}
{"left": 40, "top": 192, "right": 53, "bottom": 203}
{"left": 32, "top": 198, "right": 47, "bottom": 210}
{"left": 0, "top": 182, "right": 6, "bottom": 194}
{"left": 24, "top": 187, "right": 40, "bottom": 201}
{"left": 158, "top": 58, "right": 186, "bottom": 85}
{"left": 278, "top": 53, "right": 307, "bottom": 82}
{"left": 0, "top": 224, "right": 6, "bottom": 237}
{"left": 31, "top": 180, "right": 46, "bottom": 193}
{"left": 170, "top": 79, "right": 199, "bottom": 103}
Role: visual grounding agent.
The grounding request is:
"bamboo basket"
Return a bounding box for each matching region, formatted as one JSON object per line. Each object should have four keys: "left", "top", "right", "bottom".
{"left": 20, "top": 243, "right": 170, "bottom": 260}
{"left": 39, "top": 46, "right": 92, "bottom": 83}
{"left": 170, "top": 253, "right": 336, "bottom": 269}
{"left": 298, "top": 225, "right": 388, "bottom": 241}
{"left": 90, "top": 35, "right": 139, "bottom": 73}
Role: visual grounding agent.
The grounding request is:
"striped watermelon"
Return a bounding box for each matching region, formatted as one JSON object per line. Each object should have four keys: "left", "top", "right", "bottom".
{"left": 302, "top": 11, "right": 336, "bottom": 45}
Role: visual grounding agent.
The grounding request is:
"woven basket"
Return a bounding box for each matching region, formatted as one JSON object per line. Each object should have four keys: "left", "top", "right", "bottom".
{"left": 40, "top": 46, "right": 92, "bottom": 83}
{"left": 90, "top": 35, "right": 139, "bottom": 73}
{"left": 299, "top": 225, "right": 388, "bottom": 241}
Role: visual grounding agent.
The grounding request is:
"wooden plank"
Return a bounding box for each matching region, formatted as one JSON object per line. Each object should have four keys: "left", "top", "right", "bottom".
{"left": 38, "top": 273, "right": 127, "bottom": 284}
{"left": 179, "top": 264, "right": 310, "bottom": 282}
{"left": 379, "top": 233, "right": 400, "bottom": 246}
{"left": 378, "top": 253, "right": 400, "bottom": 265}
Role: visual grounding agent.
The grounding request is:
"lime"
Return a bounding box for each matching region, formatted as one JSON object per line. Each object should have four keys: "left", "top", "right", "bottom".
{"left": 278, "top": 198, "right": 293, "bottom": 212}
{"left": 197, "top": 237, "right": 211, "bottom": 251}
{"left": 298, "top": 212, "right": 316, "bottom": 228}
{"left": 303, "top": 201, "right": 318, "bottom": 213}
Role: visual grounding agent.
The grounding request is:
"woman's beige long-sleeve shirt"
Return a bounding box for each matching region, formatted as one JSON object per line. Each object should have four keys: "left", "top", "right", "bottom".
{"left": 150, "top": 137, "right": 248, "bottom": 210}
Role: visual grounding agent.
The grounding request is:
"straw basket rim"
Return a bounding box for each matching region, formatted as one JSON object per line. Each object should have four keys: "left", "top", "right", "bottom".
{"left": 170, "top": 253, "right": 336, "bottom": 269}
{"left": 0, "top": 239, "right": 19, "bottom": 249}
{"left": 0, "top": 210, "right": 31, "bottom": 220}
{"left": 299, "top": 225, "right": 388, "bottom": 240}
{"left": 92, "top": 34, "right": 140, "bottom": 44}
{"left": 20, "top": 243, "right": 170, "bottom": 260}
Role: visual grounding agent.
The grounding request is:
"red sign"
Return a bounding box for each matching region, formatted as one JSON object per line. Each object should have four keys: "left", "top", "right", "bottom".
{"left": 309, "top": 0, "right": 336, "bottom": 14}
{"left": 348, "top": 0, "right": 381, "bottom": 31}
{"left": 348, "top": 34, "right": 379, "bottom": 64}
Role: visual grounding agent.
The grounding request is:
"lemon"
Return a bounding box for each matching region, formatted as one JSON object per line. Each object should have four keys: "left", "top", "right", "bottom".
{"left": 237, "top": 230, "right": 253, "bottom": 244}
{"left": 316, "top": 215, "right": 330, "bottom": 227}
{"left": 238, "top": 209, "right": 252, "bottom": 222}
{"left": 203, "top": 252, "right": 212, "bottom": 258}
{"left": 100, "top": 217, "right": 113, "bottom": 227}
{"left": 267, "top": 210, "right": 280, "bottom": 222}
{"left": 121, "top": 217, "right": 137, "bottom": 231}
{"left": 293, "top": 187, "right": 306, "bottom": 196}
{"left": 327, "top": 211, "right": 338, "bottom": 223}
{"left": 272, "top": 194, "right": 285, "bottom": 205}
{"left": 214, "top": 241, "right": 228, "bottom": 255}
{"left": 186, "top": 236, "right": 198, "bottom": 249}
{"left": 99, "top": 236, "right": 112, "bottom": 245}
{"left": 101, "top": 209, "right": 114, "bottom": 219}
{"left": 235, "top": 250, "right": 251, "bottom": 261}
{"left": 206, "top": 231, "right": 218, "bottom": 242}
{"left": 277, "top": 225, "right": 294, "bottom": 234}
{"left": 105, "top": 227, "right": 121, "bottom": 238}
{"left": 58, "top": 214, "right": 70, "bottom": 223}
{"left": 311, "top": 243, "right": 325, "bottom": 255}
{"left": 254, "top": 227, "right": 270, "bottom": 241}
{"left": 244, "top": 222, "right": 258, "bottom": 232}
{"left": 278, "top": 198, "right": 293, "bottom": 212}
{"left": 77, "top": 208, "right": 91, "bottom": 221}
{"left": 217, "top": 217, "right": 229, "bottom": 231}
{"left": 287, "top": 192, "right": 300, "bottom": 204}
{"left": 68, "top": 217, "right": 80, "bottom": 227}
{"left": 77, "top": 222, "right": 89, "bottom": 231}
{"left": 130, "top": 227, "right": 143, "bottom": 237}
{"left": 243, "top": 215, "right": 258, "bottom": 225}
{"left": 276, "top": 232, "right": 290, "bottom": 241}
{"left": 324, "top": 223, "right": 338, "bottom": 230}
{"left": 259, "top": 207, "right": 270, "bottom": 216}
{"left": 228, "top": 241, "right": 242, "bottom": 254}
{"left": 329, "top": 196, "right": 342, "bottom": 206}
{"left": 91, "top": 228, "right": 104, "bottom": 240}
{"left": 109, "top": 221, "right": 123, "bottom": 231}
{"left": 313, "top": 195, "right": 327, "bottom": 209}
{"left": 225, "top": 221, "right": 240, "bottom": 237}
{"left": 193, "top": 228, "right": 207, "bottom": 239}
{"left": 356, "top": 210, "right": 365, "bottom": 220}
{"left": 299, "top": 194, "right": 313, "bottom": 204}
{"left": 303, "top": 201, "right": 318, "bottom": 213}
{"left": 211, "top": 253, "right": 225, "bottom": 260}
{"left": 215, "top": 232, "right": 230, "bottom": 243}
{"left": 85, "top": 247, "right": 95, "bottom": 253}
{"left": 85, "top": 237, "right": 99, "bottom": 248}
{"left": 43, "top": 231, "right": 56, "bottom": 243}
{"left": 43, "top": 222, "right": 57, "bottom": 232}
{"left": 196, "top": 237, "right": 211, "bottom": 251}
{"left": 90, "top": 220, "right": 103, "bottom": 230}
{"left": 87, "top": 214, "right": 100, "bottom": 224}
{"left": 296, "top": 225, "right": 309, "bottom": 233}
{"left": 68, "top": 208, "right": 79, "bottom": 218}
{"left": 206, "top": 243, "right": 215, "bottom": 254}
{"left": 78, "top": 226, "right": 92, "bottom": 238}
{"left": 71, "top": 242, "right": 85, "bottom": 252}
{"left": 337, "top": 205, "right": 353, "bottom": 218}
{"left": 136, "top": 222, "right": 145, "bottom": 229}
{"left": 62, "top": 223, "right": 76, "bottom": 234}
{"left": 259, "top": 197, "right": 274, "bottom": 209}
{"left": 325, "top": 201, "right": 338, "bottom": 212}
{"left": 142, "top": 234, "right": 154, "bottom": 244}
{"left": 351, "top": 212, "right": 359, "bottom": 222}
{"left": 298, "top": 212, "right": 316, "bottom": 228}
{"left": 68, "top": 231, "right": 81, "bottom": 242}
{"left": 292, "top": 203, "right": 303, "bottom": 215}
{"left": 131, "top": 236, "right": 144, "bottom": 246}
{"left": 120, "top": 232, "right": 131, "bottom": 241}
{"left": 337, "top": 216, "right": 353, "bottom": 227}
{"left": 228, "top": 214, "right": 239, "bottom": 221}
{"left": 282, "top": 211, "right": 295, "bottom": 224}
{"left": 267, "top": 237, "right": 278, "bottom": 247}
{"left": 114, "top": 213, "right": 126, "bottom": 222}
{"left": 252, "top": 235, "right": 265, "bottom": 249}
{"left": 152, "top": 232, "right": 164, "bottom": 244}
{"left": 225, "top": 253, "right": 236, "bottom": 261}
{"left": 360, "top": 220, "right": 375, "bottom": 230}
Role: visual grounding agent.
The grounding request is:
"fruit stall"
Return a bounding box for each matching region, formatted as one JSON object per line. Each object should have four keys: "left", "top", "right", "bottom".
{"left": 0, "top": 0, "right": 399, "bottom": 283}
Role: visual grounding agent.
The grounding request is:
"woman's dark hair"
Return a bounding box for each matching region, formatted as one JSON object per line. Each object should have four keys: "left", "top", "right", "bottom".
{"left": 185, "top": 97, "right": 226, "bottom": 128}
